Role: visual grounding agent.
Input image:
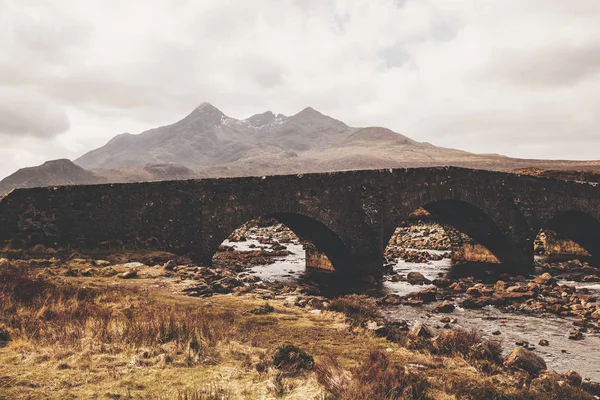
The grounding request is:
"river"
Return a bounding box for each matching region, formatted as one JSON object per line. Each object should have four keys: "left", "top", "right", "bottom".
{"left": 222, "top": 236, "right": 600, "bottom": 381}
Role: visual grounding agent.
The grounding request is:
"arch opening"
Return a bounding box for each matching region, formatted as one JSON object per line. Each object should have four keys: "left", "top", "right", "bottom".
{"left": 211, "top": 213, "right": 348, "bottom": 276}
{"left": 384, "top": 205, "right": 503, "bottom": 283}
{"left": 536, "top": 211, "right": 600, "bottom": 265}
{"left": 420, "top": 200, "right": 512, "bottom": 265}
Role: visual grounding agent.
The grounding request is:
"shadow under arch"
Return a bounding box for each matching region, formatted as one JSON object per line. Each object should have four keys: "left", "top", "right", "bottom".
{"left": 210, "top": 212, "right": 350, "bottom": 272}
{"left": 543, "top": 210, "right": 600, "bottom": 264}
{"left": 385, "top": 200, "right": 521, "bottom": 268}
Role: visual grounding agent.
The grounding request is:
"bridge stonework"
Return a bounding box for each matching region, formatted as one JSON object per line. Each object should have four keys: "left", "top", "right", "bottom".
{"left": 0, "top": 167, "right": 598, "bottom": 275}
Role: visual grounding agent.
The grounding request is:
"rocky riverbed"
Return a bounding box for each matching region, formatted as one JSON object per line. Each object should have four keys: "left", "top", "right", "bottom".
{"left": 5, "top": 220, "right": 600, "bottom": 385}
{"left": 204, "top": 221, "right": 600, "bottom": 382}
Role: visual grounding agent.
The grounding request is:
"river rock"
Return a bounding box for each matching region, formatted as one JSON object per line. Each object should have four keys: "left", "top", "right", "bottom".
{"left": 163, "top": 260, "right": 177, "bottom": 270}
{"left": 366, "top": 320, "right": 388, "bottom": 337}
{"left": 534, "top": 273, "right": 556, "bottom": 286}
{"left": 431, "top": 277, "right": 451, "bottom": 287}
{"left": 449, "top": 282, "right": 468, "bottom": 292}
{"left": 503, "top": 347, "right": 547, "bottom": 375}
{"left": 460, "top": 296, "right": 494, "bottom": 309}
{"left": 493, "top": 291, "right": 535, "bottom": 304}
{"left": 117, "top": 269, "right": 138, "bottom": 279}
{"left": 405, "top": 287, "right": 437, "bottom": 303}
{"left": 379, "top": 294, "right": 402, "bottom": 305}
{"left": 212, "top": 277, "right": 243, "bottom": 293}
{"left": 407, "top": 272, "right": 430, "bottom": 285}
{"left": 239, "top": 274, "right": 261, "bottom": 283}
{"left": 466, "top": 286, "right": 483, "bottom": 297}
{"left": 582, "top": 275, "right": 600, "bottom": 282}
{"left": 409, "top": 321, "right": 433, "bottom": 338}
{"left": 181, "top": 282, "right": 213, "bottom": 297}
{"left": 569, "top": 330, "right": 584, "bottom": 340}
{"left": 562, "top": 370, "right": 583, "bottom": 386}
{"left": 432, "top": 301, "right": 455, "bottom": 313}
{"left": 121, "top": 262, "right": 145, "bottom": 268}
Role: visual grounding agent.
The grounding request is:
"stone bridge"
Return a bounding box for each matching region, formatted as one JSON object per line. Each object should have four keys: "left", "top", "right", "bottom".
{"left": 0, "top": 167, "right": 598, "bottom": 275}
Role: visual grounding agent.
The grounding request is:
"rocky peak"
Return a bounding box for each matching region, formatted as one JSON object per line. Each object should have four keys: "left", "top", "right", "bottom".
{"left": 245, "top": 110, "right": 287, "bottom": 128}
{"left": 295, "top": 106, "right": 322, "bottom": 118}
{"left": 343, "top": 127, "right": 417, "bottom": 144}
{"left": 287, "top": 106, "right": 348, "bottom": 129}
{"left": 181, "top": 102, "right": 226, "bottom": 126}
{"left": 41, "top": 159, "right": 77, "bottom": 167}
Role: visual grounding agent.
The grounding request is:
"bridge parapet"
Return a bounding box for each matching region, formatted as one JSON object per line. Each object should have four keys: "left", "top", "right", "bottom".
{"left": 0, "top": 167, "right": 598, "bottom": 275}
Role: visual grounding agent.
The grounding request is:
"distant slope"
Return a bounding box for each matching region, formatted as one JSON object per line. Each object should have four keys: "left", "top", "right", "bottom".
{"left": 1, "top": 103, "right": 600, "bottom": 195}
{"left": 512, "top": 168, "right": 600, "bottom": 183}
{"left": 0, "top": 159, "right": 104, "bottom": 195}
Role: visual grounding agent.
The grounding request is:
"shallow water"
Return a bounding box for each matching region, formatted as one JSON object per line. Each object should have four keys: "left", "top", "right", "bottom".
{"left": 382, "top": 304, "right": 600, "bottom": 380}
{"left": 222, "top": 238, "right": 305, "bottom": 282}
{"left": 225, "top": 238, "right": 600, "bottom": 380}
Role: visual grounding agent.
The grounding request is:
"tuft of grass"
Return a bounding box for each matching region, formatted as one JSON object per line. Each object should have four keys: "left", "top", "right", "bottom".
{"left": 256, "top": 343, "right": 314, "bottom": 377}
{"left": 432, "top": 329, "right": 501, "bottom": 363}
{"left": 315, "top": 354, "right": 350, "bottom": 396}
{"left": 443, "top": 373, "right": 595, "bottom": 400}
{"left": 329, "top": 294, "right": 381, "bottom": 325}
{"left": 316, "top": 350, "right": 430, "bottom": 400}
{"left": 160, "top": 383, "right": 232, "bottom": 400}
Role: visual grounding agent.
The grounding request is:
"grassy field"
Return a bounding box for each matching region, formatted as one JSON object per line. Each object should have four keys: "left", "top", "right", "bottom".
{"left": 0, "top": 261, "right": 597, "bottom": 399}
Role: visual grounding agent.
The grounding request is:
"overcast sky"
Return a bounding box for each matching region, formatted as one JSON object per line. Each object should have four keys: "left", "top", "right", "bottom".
{"left": 1, "top": 0, "right": 599, "bottom": 178}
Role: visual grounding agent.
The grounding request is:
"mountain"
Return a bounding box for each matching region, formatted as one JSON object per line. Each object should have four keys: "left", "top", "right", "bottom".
{"left": 0, "top": 159, "right": 104, "bottom": 196}
{"left": 75, "top": 103, "right": 357, "bottom": 170}
{"left": 2, "top": 103, "right": 600, "bottom": 195}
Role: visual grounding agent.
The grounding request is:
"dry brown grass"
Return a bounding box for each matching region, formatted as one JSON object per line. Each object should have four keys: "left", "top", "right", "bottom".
{"left": 0, "top": 265, "right": 234, "bottom": 365}
{"left": 316, "top": 350, "right": 430, "bottom": 400}
{"left": 442, "top": 373, "right": 595, "bottom": 400}
{"left": 453, "top": 243, "right": 500, "bottom": 263}
{"left": 328, "top": 294, "right": 381, "bottom": 325}
{"left": 0, "top": 262, "right": 597, "bottom": 399}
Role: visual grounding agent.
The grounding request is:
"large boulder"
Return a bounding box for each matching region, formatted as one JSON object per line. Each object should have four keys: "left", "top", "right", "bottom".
{"left": 503, "top": 347, "right": 547, "bottom": 375}
{"left": 432, "top": 300, "right": 455, "bottom": 313}
{"left": 404, "top": 287, "right": 437, "bottom": 303}
{"left": 562, "top": 370, "right": 583, "bottom": 386}
{"left": 534, "top": 273, "right": 556, "bottom": 286}
{"left": 409, "top": 321, "right": 434, "bottom": 339}
{"left": 407, "top": 271, "right": 430, "bottom": 285}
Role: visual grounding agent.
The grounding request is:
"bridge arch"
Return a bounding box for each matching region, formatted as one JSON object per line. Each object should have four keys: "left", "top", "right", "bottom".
{"left": 206, "top": 211, "right": 351, "bottom": 272}
{"left": 540, "top": 210, "right": 600, "bottom": 264}
{"left": 385, "top": 194, "right": 533, "bottom": 270}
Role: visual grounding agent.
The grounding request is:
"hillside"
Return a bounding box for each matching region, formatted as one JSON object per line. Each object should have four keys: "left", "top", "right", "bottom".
{"left": 1, "top": 103, "right": 600, "bottom": 195}
{"left": 0, "top": 159, "right": 104, "bottom": 196}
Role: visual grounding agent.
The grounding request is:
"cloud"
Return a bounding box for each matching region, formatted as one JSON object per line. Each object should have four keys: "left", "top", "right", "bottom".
{"left": 0, "top": 88, "right": 70, "bottom": 138}
{"left": 486, "top": 41, "right": 600, "bottom": 88}
{"left": 1, "top": 0, "right": 600, "bottom": 179}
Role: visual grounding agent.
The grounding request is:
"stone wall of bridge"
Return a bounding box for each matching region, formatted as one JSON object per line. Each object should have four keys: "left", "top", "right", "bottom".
{"left": 0, "top": 167, "right": 598, "bottom": 274}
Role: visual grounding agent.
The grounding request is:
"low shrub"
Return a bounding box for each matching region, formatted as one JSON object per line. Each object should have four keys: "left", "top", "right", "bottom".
{"left": 329, "top": 294, "right": 381, "bottom": 325}
{"left": 257, "top": 343, "right": 314, "bottom": 376}
{"left": 316, "top": 350, "right": 430, "bottom": 400}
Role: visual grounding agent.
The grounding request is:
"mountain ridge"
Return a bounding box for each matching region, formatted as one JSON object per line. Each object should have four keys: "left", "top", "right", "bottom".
{"left": 2, "top": 103, "right": 600, "bottom": 195}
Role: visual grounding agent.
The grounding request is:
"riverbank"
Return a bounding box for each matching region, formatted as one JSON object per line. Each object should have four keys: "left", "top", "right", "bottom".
{"left": 0, "top": 259, "right": 598, "bottom": 399}
{"left": 1, "top": 220, "right": 599, "bottom": 398}
{"left": 1, "top": 250, "right": 600, "bottom": 399}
